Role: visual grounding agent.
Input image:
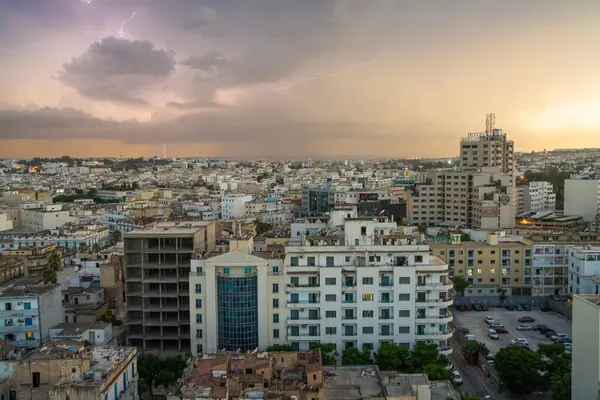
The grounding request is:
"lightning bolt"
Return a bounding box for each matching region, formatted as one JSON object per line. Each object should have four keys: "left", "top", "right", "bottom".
{"left": 274, "top": 51, "right": 399, "bottom": 94}
{"left": 117, "top": 11, "right": 137, "bottom": 39}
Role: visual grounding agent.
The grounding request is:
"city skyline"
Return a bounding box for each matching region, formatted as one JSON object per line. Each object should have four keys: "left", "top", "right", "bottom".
{"left": 1, "top": 0, "right": 600, "bottom": 158}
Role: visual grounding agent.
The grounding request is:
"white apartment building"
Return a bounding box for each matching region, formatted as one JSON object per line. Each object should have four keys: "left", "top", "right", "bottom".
{"left": 517, "top": 182, "right": 556, "bottom": 214}
{"left": 572, "top": 295, "right": 600, "bottom": 400}
{"left": 532, "top": 243, "right": 569, "bottom": 296}
{"left": 0, "top": 213, "right": 12, "bottom": 232}
{"left": 221, "top": 194, "right": 253, "bottom": 219}
{"left": 568, "top": 245, "right": 600, "bottom": 295}
{"left": 6, "top": 226, "right": 110, "bottom": 249}
{"left": 190, "top": 218, "right": 453, "bottom": 357}
{"left": 20, "top": 204, "right": 74, "bottom": 232}
{"left": 564, "top": 179, "right": 600, "bottom": 221}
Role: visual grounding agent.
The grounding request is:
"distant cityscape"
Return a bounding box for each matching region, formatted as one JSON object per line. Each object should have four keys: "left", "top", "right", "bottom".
{"left": 0, "top": 114, "right": 596, "bottom": 399}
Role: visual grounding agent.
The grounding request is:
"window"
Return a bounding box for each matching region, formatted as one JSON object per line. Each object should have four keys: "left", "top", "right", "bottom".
{"left": 273, "top": 329, "right": 280, "bottom": 338}
{"left": 325, "top": 294, "right": 336, "bottom": 302}
{"left": 195, "top": 284, "right": 202, "bottom": 293}
{"left": 272, "top": 283, "right": 279, "bottom": 293}
{"left": 398, "top": 294, "right": 410, "bottom": 301}
{"left": 326, "top": 256, "right": 335, "bottom": 267}
{"left": 273, "top": 314, "right": 279, "bottom": 323}
{"left": 4, "top": 303, "right": 11, "bottom": 311}
{"left": 244, "top": 267, "right": 252, "bottom": 274}
{"left": 325, "top": 278, "right": 336, "bottom": 285}
{"left": 326, "top": 327, "right": 337, "bottom": 335}
{"left": 361, "top": 226, "right": 367, "bottom": 235}
{"left": 290, "top": 257, "right": 299, "bottom": 266}
{"left": 195, "top": 298, "right": 202, "bottom": 308}
{"left": 325, "top": 310, "right": 336, "bottom": 318}
{"left": 363, "top": 310, "right": 373, "bottom": 318}
{"left": 398, "top": 326, "right": 410, "bottom": 334}
{"left": 196, "top": 329, "right": 203, "bottom": 338}
{"left": 272, "top": 266, "right": 279, "bottom": 273}
{"left": 355, "top": 239, "right": 360, "bottom": 245}
{"left": 362, "top": 326, "right": 374, "bottom": 334}
{"left": 307, "top": 256, "right": 316, "bottom": 266}
{"left": 345, "top": 256, "right": 351, "bottom": 262}
{"left": 32, "top": 372, "right": 40, "bottom": 388}
{"left": 363, "top": 343, "right": 373, "bottom": 351}
{"left": 223, "top": 267, "right": 230, "bottom": 275}
{"left": 398, "top": 277, "right": 410, "bottom": 284}
{"left": 362, "top": 277, "right": 373, "bottom": 285}
{"left": 196, "top": 314, "right": 202, "bottom": 323}
{"left": 272, "top": 299, "right": 279, "bottom": 308}
{"left": 414, "top": 255, "right": 423, "bottom": 263}
{"left": 398, "top": 310, "right": 410, "bottom": 317}
{"left": 23, "top": 302, "right": 31, "bottom": 310}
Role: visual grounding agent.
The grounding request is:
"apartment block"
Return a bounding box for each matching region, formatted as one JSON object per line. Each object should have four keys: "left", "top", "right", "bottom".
{"left": 564, "top": 179, "right": 600, "bottom": 221}
{"left": 568, "top": 245, "right": 600, "bottom": 295}
{"left": 532, "top": 243, "right": 569, "bottom": 296}
{"left": 124, "top": 221, "right": 215, "bottom": 355}
{"left": 0, "top": 283, "right": 64, "bottom": 348}
{"left": 517, "top": 181, "right": 556, "bottom": 214}
{"left": 572, "top": 295, "right": 600, "bottom": 400}
{"left": 221, "top": 194, "right": 253, "bottom": 219}
{"left": 431, "top": 233, "right": 533, "bottom": 296}
{"left": 20, "top": 203, "right": 74, "bottom": 232}
{"left": 192, "top": 218, "right": 453, "bottom": 356}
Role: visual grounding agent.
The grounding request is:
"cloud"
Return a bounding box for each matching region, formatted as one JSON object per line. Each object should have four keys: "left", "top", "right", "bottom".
{"left": 58, "top": 37, "right": 175, "bottom": 105}
{"left": 180, "top": 51, "right": 235, "bottom": 72}
{"left": 183, "top": 4, "right": 218, "bottom": 30}
{"left": 165, "top": 100, "right": 223, "bottom": 109}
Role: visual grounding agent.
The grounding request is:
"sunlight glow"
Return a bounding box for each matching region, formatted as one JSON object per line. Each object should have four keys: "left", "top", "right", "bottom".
{"left": 519, "top": 98, "right": 600, "bottom": 132}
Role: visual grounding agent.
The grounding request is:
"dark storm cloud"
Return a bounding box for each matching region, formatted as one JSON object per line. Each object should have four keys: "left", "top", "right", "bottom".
{"left": 59, "top": 37, "right": 175, "bottom": 105}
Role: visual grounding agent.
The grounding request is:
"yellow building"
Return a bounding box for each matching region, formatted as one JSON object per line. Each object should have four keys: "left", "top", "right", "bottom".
{"left": 430, "top": 233, "right": 533, "bottom": 296}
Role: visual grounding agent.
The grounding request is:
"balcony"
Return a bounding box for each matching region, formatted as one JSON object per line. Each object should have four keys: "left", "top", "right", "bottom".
{"left": 0, "top": 324, "right": 38, "bottom": 333}
{"left": 287, "top": 300, "right": 320, "bottom": 308}
{"left": 287, "top": 333, "right": 321, "bottom": 341}
{"left": 416, "top": 313, "right": 453, "bottom": 323}
{"left": 415, "top": 330, "right": 453, "bottom": 340}
{"left": 0, "top": 309, "right": 38, "bottom": 318}
{"left": 379, "top": 282, "right": 393, "bottom": 287}
{"left": 417, "top": 282, "right": 453, "bottom": 290}
{"left": 416, "top": 298, "right": 453, "bottom": 307}
{"left": 287, "top": 317, "right": 321, "bottom": 323}
{"left": 286, "top": 284, "right": 320, "bottom": 292}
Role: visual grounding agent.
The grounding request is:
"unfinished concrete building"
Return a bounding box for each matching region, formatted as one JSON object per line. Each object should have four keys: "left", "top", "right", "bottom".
{"left": 124, "top": 222, "right": 215, "bottom": 355}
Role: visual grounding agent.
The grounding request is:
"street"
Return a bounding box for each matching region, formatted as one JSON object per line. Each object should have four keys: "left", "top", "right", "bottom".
{"left": 450, "top": 339, "right": 500, "bottom": 400}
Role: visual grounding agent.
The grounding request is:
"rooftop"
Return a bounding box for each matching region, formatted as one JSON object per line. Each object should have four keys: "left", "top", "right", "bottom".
{"left": 0, "top": 282, "right": 57, "bottom": 297}
{"left": 323, "top": 366, "right": 384, "bottom": 400}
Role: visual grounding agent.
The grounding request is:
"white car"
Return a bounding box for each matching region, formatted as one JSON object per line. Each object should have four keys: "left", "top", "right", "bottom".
{"left": 551, "top": 333, "right": 568, "bottom": 342}
{"left": 484, "top": 316, "right": 495, "bottom": 324}
{"left": 490, "top": 322, "right": 504, "bottom": 328}
{"left": 517, "top": 324, "right": 532, "bottom": 331}
{"left": 488, "top": 329, "right": 499, "bottom": 340}
{"left": 511, "top": 338, "right": 529, "bottom": 345}
{"left": 452, "top": 370, "right": 463, "bottom": 385}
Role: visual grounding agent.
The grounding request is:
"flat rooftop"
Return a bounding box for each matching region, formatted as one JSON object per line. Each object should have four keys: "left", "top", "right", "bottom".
{"left": 323, "top": 367, "right": 384, "bottom": 400}
{"left": 126, "top": 226, "right": 202, "bottom": 236}
{"left": 0, "top": 283, "right": 57, "bottom": 297}
{"left": 574, "top": 294, "right": 600, "bottom": 309}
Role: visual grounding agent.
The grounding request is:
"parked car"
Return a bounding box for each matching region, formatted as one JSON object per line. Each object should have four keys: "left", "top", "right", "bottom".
{"left": 488, "top": 329, "right": 499, "bottom": 339}
{"left": 490, "top": 322, "right": 504, "bottom": 328}
{"left": 444, "top": 362, "right": 454, "bottom": 371}
{"left": 464, "top": 304, "right": 473, "bottom": 311}
{"left": 494, "top": 327, "right": 508, "bottom": 333}
{"left": 453, "top": 370, "right": 463, "bottom": 385}
{"left": 511, "top": 338, "right": 529, "bottom": 345}
{"left": 556, "top": 338, "right": 572, "bottom": 344}
{"left": 515, "top": 305, "right": 524, "bottom": 311}
{"left": 458, "top": 327, "right": 470, "bottom": 334}
{"left": 563, "top": 343, "right": 572, "bottom": 352}
{"left": 519, "top": 316, "right": 535, "bottom": 323}
{"left": 474, "top": 304, "right": 483, "bottom": 311}
{"left": 484, "top": 316, "right": 495, "bottom": 324}
{"left": 533, "top": 324, "right": 548, "bottom": 331}
{"left": 523, "top": 304, "right": 532, "bottom": 311}
{"left": 545, "top": 331, "right": 558, "bottom": 338}
{"left": 482, "top": 304, "right": 489, "bottom": 311}
{"left": 551, "top": 334, "right": 568, "bottom": 342}
{"left": 485, "top": 352, "right": 494, "bottom": 361}
{"left": 517, "top": 324, "right": 532, "bottom": 331}
{"left": 539, "top": 327, "right": 554, "bottom": 334}
{"left": 541, "top": 305, "right": 553, "bottom": 312}
{"left": 505, "top": 305, "right": 515, "bottom": 311}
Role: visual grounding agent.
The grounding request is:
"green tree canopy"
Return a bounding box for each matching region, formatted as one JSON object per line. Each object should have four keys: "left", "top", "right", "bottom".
{"left": 342, "top": 346, "right": 371, "bottom": 365}
{"left": 48, "top": 252, "right": 62, "bottom": 271}
{"left": 374, "top": 343, "right": 411, "bottom": 371}
{"left": 265, "top": 344, "right": 295, "bottom": 352}
{"left": 495, "top": 345, "right": 542, "bottom": 395}
{"left": 551, "top": 372, "right": 571, "bottom": 400}
{"left": 256, "top": 222, "right": 274, "bottom": 235}
{"left": 461, "top": 394, "right": 481, "bottom": 400}
{"left": 42, "top": 268, "right": 57, "bottom": 284}
{"left": 309, "top": 343, "right": 337, "bottom": 365}
{"left": 453, "top": 276, "right": 468, "bottom": 296}
{"left": 422, "top": 363, "right": 453, "bottom": 382}
{"left": 112, "top": 230, "right": 122, "bottom": 243}
{"left": 462, "top": 340, "right": 481, "bottom": 365}
{"left": 409, "top": 343, "right": 443, "bottom": 372}
{"left": 138, "top": 354, "right": 187, "bottom": 396}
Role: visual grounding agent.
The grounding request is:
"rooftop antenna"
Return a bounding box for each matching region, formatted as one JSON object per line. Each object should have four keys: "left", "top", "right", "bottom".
{"left": 485, "top": 113, "right": 496, "bottom": 135}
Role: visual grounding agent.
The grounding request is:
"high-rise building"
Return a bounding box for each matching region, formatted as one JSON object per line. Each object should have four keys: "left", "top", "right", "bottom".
{"left": 124, "top": 222, "right": 215, "bottom": 355}
{"left": 190, "top": 218, "right": 453, "bottom": 356}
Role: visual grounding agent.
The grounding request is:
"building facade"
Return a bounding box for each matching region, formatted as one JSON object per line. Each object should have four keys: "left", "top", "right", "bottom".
{"left": 221, "top": 194, "right": 253, "bottom": 220}
{"left": 20, "top": 204, "right": 74, "bottom": 232}
{"left": 564, "top": 179, "right": 600, "bottom": 221}
{"left": 124, "top": 222, "right": 215, "bottom": 355}
{"left": 191, "top": 218, "right": 453, "bottom": 357}
{"left": 517, "top": 182, "right": 556, "bottom": 214}
{"left": 571, "top": 295, "right": 600, "bottom": 400}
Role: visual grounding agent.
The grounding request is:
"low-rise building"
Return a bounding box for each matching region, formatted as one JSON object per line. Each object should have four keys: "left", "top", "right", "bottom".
{"left": 63, "top": 287, "right": 108, "bottom": 324}
{"left": 20, "top": 204, "right": 74, "bottom": 232}
{"left": 0, "top": 257, "right": 25, "bottom": 284}
{"left": 49, "top": 320, "right": 113, "bottom": 345}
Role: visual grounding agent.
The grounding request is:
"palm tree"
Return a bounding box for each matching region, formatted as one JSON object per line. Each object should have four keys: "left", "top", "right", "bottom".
{"left": 42, "top": 267, "right": 57, "bottom": 284}
{"left": 48, "top": 251, "right": 62, "bottom": 271}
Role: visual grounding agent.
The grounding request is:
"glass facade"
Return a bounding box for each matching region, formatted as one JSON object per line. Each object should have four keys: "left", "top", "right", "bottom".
{"left": 217, "top": 274, "right": 259, "bottom": 351}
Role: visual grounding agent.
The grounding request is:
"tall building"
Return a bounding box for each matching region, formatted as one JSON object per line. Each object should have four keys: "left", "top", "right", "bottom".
{"left": 516, "top": 181, "right": 556, "bottom": 214}
{"left": 564, "top": 179, "right": 600, "bottom": 221}
{"left": 191, "top": 218, "right": 453, "bottom": 356}
{"left": 572, "top": 294, "right": 600, "bottom": 400}
{"left": 124, "top": 221, "right": 215, "bottom": 355}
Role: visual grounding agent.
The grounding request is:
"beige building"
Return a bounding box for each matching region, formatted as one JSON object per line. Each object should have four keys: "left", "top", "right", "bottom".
{"left": 431, "top": 233, "right": 533, "bottom": 296}
{"left": 0, "top": 257, "right": 25, "bottom": 284}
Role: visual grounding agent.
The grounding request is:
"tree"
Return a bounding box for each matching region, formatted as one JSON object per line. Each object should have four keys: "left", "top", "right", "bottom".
{"left": 42, "top": 268, "right": 57, "bottom": 284}
{"left": 265, "top": 344, "right": 295, "bottom": 351}
{"left": 423, "top": 363, "right": 453, "bottom": 382}
{"left": 551, "top": 372, "right": 571, "bottom": 400}
{"left": 309, "top": 343, "right": 337, "bottom": 365}
{"left": 495, "top": 345, "right": 542, "bottom": 395}
{"left": 256, "top": 222, "right": 274, "bottom": 235}
{"left": 409, "top": 343, "right": 442, "bottom": 372}
{"left": 537, "top": 344, "right": 571, "bottom": 391}
{"left": 461, "top": 394, "right": 480, "bottom": 400}
{"left": 48, "top": 251, "right": 62, "bottom": 271}
{"left": 138, "top": 354, "right": 187, "bottom": 396}
{"left": 462, "top": 341, "right": 481, "bottom": 365}
{"left": 374, "top": 342, "right": 411, "bottom": 371}
{"left": 112, "top": 230, "right": 122, "bottom": 243}
{"left": 498, "top": 288, "right": 508, "bottom": 305}
{"left": 78, "top": 242, "right": 89, "bottom": 253}
{"left": 453, "top": 276, "right": 468, "bottom": 296}
{"left": 342, "top": 346, "right": 371, "bottom": 365}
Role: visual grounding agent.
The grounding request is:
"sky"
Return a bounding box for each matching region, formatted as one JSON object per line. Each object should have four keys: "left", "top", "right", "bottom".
{"left": 1, "top": 0, "right": 600, "bottom": 158}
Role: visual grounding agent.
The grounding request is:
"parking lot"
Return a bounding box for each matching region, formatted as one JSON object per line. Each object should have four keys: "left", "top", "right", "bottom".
{"left": 453, "top": 308, "right": 572, "bottom": 354}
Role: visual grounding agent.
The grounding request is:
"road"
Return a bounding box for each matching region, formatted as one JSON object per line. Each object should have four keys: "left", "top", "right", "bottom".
{"left": 450, "top": 339, "right": 500, "bottom": 400}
